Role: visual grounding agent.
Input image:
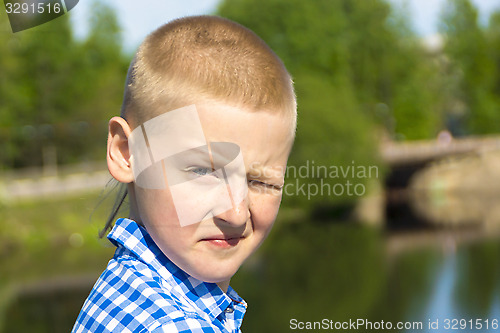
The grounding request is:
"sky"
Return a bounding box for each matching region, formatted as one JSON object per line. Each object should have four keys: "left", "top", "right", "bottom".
{"left": 389, "top": 0, "right": 500, "bottom": 36}
{"left": 70, "top": 0, "right": 220, "bottom": 52}
{"left": 69, "top": 0, "right": 500, "bottom": 53}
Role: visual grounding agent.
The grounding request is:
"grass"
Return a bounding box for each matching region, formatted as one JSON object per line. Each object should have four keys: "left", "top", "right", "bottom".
{"left": 0, "top": 191, "right": 117, "bottom": 284}
{"left": 0, "top": 188, "right": 128, "bottom": 331}
{"left": 0, "top": 190, "right": 119, "bottom": 331}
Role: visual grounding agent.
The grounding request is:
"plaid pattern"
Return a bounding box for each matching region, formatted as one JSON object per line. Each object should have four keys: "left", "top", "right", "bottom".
{"left": 72, "top": 218, "right": 247, "bottom": 333}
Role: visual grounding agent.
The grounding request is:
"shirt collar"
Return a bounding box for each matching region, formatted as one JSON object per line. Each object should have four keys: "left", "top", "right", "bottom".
{"left": 107, "top": 218, "right": 247, "bottom": 324}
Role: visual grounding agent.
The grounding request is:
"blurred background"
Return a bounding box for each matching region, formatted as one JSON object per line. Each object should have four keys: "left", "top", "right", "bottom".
{"left": 1, "top": 0, "right": 500, "bottom": 332}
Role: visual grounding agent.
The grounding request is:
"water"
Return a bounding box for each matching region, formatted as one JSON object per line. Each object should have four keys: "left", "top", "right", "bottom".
{"left": 419, "top": 249, "right": 500, "bottom": 333}
{"left": 230, "top": 222, "right": 500, "bottom": 332}
{"left": 2, "top": 223, "right": 499, "bottom": 333}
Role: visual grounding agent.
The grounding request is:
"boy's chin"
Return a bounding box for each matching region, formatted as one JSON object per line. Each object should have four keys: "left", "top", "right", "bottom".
{"left": 189, "top": 266, "right": 240, "bottom": 285}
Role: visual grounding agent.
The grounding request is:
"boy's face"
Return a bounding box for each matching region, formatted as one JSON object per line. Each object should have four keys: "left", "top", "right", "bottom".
{"left": 132, "top": 100, "right": 294, "bottom": 285}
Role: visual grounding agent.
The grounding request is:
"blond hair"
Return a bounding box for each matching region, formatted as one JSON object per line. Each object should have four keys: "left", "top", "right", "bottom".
{"left": 121, "top": 15, "right": 296, "bottom": 129}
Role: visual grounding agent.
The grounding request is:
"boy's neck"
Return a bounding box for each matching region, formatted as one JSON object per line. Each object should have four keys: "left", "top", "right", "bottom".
{"left": 128, "top": 185, "right": 141, "bottom": 222}
{"left": 217, "top": 280, "right": 230, "bottom": 293}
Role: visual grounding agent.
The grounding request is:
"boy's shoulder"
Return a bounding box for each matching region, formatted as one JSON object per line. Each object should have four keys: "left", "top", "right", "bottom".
{"left": 72, "top": 252, "right": 207, "bottom": 332}
{"left": 72, "top": 218, "right": 246, "bottom": 333}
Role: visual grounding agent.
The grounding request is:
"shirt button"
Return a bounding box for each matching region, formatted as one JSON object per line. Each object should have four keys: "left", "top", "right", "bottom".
{"left": 225, "top": 307, "right": 234, "bottom": 313}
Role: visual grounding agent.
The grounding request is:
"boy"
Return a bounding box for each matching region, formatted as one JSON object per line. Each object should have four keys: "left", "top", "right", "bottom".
{"left": 73, "top": 15, "right": 296, "bottom": 332}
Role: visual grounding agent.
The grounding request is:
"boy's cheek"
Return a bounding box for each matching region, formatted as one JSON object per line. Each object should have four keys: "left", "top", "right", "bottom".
{"left": 135, "top": 187, "right": 179, "bottom": 224}
{"left": 250, "top": 193, "right": 282, "bottom": 227}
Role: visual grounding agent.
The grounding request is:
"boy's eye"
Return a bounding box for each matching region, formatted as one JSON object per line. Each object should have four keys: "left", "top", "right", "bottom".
{"left": 186, "top": 166, "right": 214, "bottom": 177}
{"left": 248, "top": 179, "right": 283, "bottom": 191}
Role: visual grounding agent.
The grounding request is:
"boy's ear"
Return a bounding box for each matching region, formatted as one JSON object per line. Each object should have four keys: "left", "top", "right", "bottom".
{"left": 107, "top": 117, "right": 134, "bottom": 183}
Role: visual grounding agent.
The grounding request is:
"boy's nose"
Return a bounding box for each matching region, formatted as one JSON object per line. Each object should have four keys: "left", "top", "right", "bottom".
{"left": 214, "top": 196, "right": 250, "bottom": 227}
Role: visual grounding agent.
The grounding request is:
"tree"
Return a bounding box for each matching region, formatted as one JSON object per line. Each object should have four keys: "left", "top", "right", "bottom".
{"left": 0, "top": 2, "right": 128, "bottom": 169}
{"left": 219, "top": 0, "right": 384, "bottom": 209}
{"left": 486, "top": 10, "right": 500, "bottom": 103}
{"left": 218, "top": 0, "right": 444, "bottom": 208}
{"left": 0, "top": 13, "right": 76, "bottom": 167}
{"left": 0, "top": 10, "right": 26, "bottom": 168}
{"left": 343, "top": 0, "right": 442, "bottom": 139}
{"left": 67, "top": 1, "right": 129, "bottom": 163}
{"left": 439, "top": 0, "right": 499, "bottom": 134}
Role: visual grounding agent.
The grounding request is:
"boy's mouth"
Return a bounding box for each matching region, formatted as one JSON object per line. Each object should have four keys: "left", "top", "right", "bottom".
{"left": 200, "top": 235, "right": 245, "bottom": 248}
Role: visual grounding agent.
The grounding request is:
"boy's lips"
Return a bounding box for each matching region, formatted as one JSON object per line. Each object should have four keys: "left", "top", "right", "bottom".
{"left": 199, "top": 234, "right": 245, "bottom": 248}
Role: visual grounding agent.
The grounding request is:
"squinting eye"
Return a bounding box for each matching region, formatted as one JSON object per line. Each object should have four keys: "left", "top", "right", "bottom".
{"left": 248, "top": 179, "right": 283, "bottom": 191}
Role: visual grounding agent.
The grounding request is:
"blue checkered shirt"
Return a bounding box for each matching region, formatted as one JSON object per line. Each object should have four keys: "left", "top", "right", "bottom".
{"left": 72, "top": 218, "right": 247, "bottom": 333}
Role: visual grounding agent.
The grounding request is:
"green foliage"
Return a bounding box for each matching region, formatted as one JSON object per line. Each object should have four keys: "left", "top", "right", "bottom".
{"left": 219, "top": 0, "right": 500, "bottom": 143}
{"left": 2, "top": 0, "right": 500, "bottom": 202}
{"left": 0, "top": 2, "right": 129, "bottom": 169}
{"left": 488, "top": 11, "right": 500, "bottom": 99}
{"left": 218, "top": 0, "right": 444, "bottom": 207}
{"left": 0, "top": 192, "right": 115, "bottom": 332}
{"left": 218, "top": 0, "right": 443, "bottom": 141}
{"left": 0, "top": 193, "right": 114, "bottom": 284}
{"left": 217, "top": 0, "right": 500, "bottom": 207}
{"left": 439, "top": 0, "right": 500, "bottom": 134}
{"left": 392, "top": 61, "right": 442, "bottom": 140}
{"left": 284, "top": 72, "right": 380, "bottom": 208}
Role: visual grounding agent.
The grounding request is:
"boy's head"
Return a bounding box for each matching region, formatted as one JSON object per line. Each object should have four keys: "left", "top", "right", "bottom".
{"left": 121, "top": 15, "right": 296, "bottom": 130}
{"left": 107, "top": 16, "right": 296, "bottom": 291}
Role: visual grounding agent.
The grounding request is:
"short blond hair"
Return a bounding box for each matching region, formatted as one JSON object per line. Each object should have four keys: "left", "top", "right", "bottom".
{"left": 121, "top": 15, "right": 296, "bottom": 129}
